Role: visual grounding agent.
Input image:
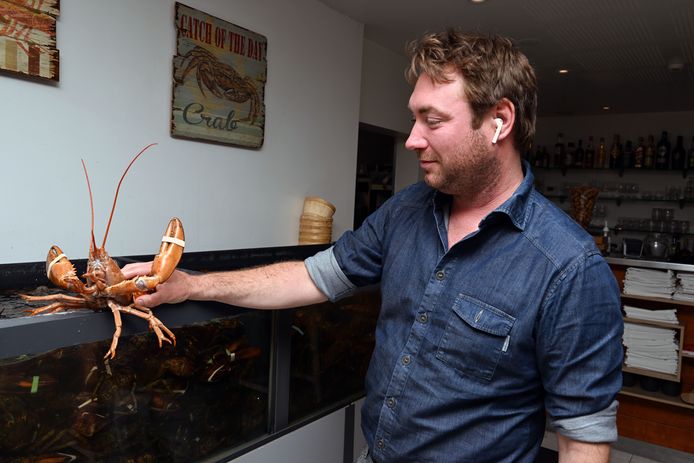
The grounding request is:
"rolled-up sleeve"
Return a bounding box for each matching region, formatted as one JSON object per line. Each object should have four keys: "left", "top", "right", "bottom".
{"left": 304, "top": 246, "right": 356, "bottom": 302}
{"left": 549, "top": 399, "right": 619, "bottom": 443}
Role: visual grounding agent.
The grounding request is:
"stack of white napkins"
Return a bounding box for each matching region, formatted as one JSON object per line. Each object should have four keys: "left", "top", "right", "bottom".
{"left": 623, "top": 305, "right": 678, "bottom": 324}
{"left": 623, "top": 268, "right": 676, "bottom": 298}
{"left": 674, "top": 272, "right": 694, "bottom": 302}
{"left": 623, "top": 322, "right": 679, "bottom": 375}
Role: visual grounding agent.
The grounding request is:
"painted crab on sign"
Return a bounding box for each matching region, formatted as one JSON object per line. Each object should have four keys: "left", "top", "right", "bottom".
{"left": 21, "top": 144, "right": 185, "bottom": 359}
{"left": 175, "top": 45, "right": 262, "bottom": 125}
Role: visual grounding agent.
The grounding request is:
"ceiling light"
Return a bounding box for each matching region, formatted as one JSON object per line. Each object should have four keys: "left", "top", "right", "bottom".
{"left": 469, "top": 0, "right": 487, "bottom": 3}
{"left": 558, "top": 69, "right": 569, "bottom": 74}
{"left": 602, "top": 106, "right": 611, "bottom": 111}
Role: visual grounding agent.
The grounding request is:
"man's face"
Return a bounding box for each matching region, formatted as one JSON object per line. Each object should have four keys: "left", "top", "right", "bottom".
{"left": 406, "top": 71, "right": 497, "bottom": 196}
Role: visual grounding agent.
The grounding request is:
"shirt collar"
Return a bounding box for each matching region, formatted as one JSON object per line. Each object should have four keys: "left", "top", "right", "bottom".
{"left": 432, "top": 160, "right": 534, "bottom": 232}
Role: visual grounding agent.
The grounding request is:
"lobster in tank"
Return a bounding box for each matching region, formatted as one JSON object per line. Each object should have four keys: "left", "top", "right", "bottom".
{"left": 21, "top": 144, "right": 185, "bottom": 359}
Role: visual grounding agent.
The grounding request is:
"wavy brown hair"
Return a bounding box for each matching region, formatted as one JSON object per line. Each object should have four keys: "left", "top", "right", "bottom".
{"left": 406, "top": 30, "right": 537, "bottom": 151}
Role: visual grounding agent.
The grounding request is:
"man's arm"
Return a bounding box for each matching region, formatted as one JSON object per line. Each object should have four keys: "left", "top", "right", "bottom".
{"left": 556, "top": 433, "right": 610, "bottom": 463}
{"left": 121, "top": 261, "right": 328, "bottom": 309}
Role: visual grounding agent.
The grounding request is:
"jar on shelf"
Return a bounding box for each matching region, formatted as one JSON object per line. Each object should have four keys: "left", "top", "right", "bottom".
{"left": 643, "top": 233, "right": 670, "bottom": 258}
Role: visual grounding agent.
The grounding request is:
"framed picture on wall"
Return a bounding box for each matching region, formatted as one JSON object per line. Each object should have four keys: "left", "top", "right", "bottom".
{"left": 0, "top": 0, "right": 59, "bottom": 81}
{"left": 171, "top": 2, "right": 267, "bottom": 149}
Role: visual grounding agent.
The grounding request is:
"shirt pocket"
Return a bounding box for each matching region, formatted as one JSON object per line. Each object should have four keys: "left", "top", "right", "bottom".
{"left": 436, "top": 293, "right": 516, "bottom": 382}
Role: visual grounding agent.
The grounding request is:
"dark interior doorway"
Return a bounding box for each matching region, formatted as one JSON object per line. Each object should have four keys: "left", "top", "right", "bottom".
{"left": 354, "top": 123, "right": 396, "bottom": 228}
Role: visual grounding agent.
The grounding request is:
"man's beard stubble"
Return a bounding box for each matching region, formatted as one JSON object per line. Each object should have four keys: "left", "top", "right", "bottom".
{"left": 424, "top": 130, "right": 500, "bottom": 199}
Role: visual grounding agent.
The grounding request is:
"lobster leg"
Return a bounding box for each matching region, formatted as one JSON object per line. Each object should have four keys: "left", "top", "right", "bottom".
{"left": 103, "top": 217, "right": 185, "bottom": 297}
{"left": 21, "top": 292, "right": 97, "bottom": 315}
{"left": 22, "top": 298, "right": 90, "bottom": 316}
{"left": 131, "top": 302, "right": 177, "bottom": 347}
{"left": 105, "top": 300, "right": 124, "bottom": 360}
{"left": 105, "top": 300, "right": 176, "bottom": 359}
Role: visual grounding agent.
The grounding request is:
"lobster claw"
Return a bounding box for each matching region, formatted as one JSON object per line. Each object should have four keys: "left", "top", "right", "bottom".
{"left": 149, "top": 217, "right": 185, "bottom": 285}
{"left": 44, "top": 245, "right": 91, "bottom": 293}
{"left": 104, "top": 218, "right": 185, "bottom": 297}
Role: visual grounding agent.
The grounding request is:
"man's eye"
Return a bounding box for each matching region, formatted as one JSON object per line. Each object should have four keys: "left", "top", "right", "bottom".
{"left": 426, "top": 119, "right": 442, "bottom": 126}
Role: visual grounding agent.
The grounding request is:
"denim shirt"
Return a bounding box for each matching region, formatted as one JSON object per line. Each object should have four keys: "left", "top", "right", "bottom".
{"left": 305, "top": 164, "right": 624, "bottom": 463}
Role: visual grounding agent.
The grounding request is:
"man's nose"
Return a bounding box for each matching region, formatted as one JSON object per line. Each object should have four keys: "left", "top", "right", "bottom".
{"left": 405, "top": 124, "right": 427, "bottom": 151}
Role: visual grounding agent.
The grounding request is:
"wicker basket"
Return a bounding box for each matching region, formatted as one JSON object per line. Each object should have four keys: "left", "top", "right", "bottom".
{"left": 299, "top": 196, "right": 334, "bottom": 244}
{"left": 302, "top": 196, "right": 336, "bottom": 218}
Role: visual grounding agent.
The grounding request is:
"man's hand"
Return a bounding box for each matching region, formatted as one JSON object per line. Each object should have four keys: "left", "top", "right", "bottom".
{"left": 557, "top": 433, "right": 610, "bottom": 463}
{"left": 121, "top": 261, "right": 192, "bottom": 308}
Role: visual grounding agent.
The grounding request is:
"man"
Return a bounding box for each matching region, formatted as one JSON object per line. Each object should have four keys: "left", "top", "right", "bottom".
{"left": 124, "top": 30, "right": 623, "bottom": 463}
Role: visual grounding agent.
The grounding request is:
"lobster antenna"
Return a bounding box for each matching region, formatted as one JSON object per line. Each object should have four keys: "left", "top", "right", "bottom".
{"left": 101, "top": 143, "right": 158, "bottom": 249}
{"left": 81, "top": 159, "right": 97, "bottom": 252}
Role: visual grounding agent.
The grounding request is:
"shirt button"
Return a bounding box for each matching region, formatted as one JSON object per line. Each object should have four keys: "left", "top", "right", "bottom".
{"left": 418, "top": 313, "right": 428, "bottom": 324}
{"left": 435, "top": 270, "right": 445, "bottom": 281}
{"left": 386, "top": 397, "right": 396, "bottom": 408}
{"left": 377, "top": 438, "right": 385, "bottom": 449}
{"left": 402, "top": 355, "right": 411, "bottom": 365}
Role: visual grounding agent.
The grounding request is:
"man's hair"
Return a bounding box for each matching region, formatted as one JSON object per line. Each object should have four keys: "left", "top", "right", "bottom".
{"left": 405, "top": 29, "right": 537, "bottom": 151}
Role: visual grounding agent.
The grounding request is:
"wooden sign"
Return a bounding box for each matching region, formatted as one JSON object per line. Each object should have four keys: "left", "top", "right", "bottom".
{"left": 172, "top": 3, "right": 267, "bottom": 149}
{"left": 0, "top": 0, "right": 59, "bottom": 81}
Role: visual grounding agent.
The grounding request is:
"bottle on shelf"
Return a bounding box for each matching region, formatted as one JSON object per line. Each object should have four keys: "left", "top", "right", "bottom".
{"left": 584, "top": 136, "right": 595, "bottom": 168}
{"left": 565, "top": 141, "right": 575, "bottom": 168}
{"left": 655, "top": 130, "right": 671, "bottom": 170}
{"left": 688, "top": 136, "right": 694, "bottom": 170}
{"left": 575, "top": 139, "right": 584, "bottom": 168}
{"left": 609, "top": 134, "right": 622, "bottom": 169}
{"left": 634, "top": 136, "right": 645, "bottom": 168}
{"left": 601, "top": 221, "right": 611, "bottom": 255}
{"left": 671, "top": 135, "right": 686, "bottom": 171}
{"left": 622, "top": 139, "right": 634, "bottom": 169}
{"left": 541, "top": 146, "right": 549, "bottom": 168}
{"left": 553, "top": 133, "right": 565, "bottom": 169}
{"left": 644, "top": 134, "right": 656, "bottom": 169}
{"left": 524, "top": 140, "right": 534, "bottom": 165}
{"left": 596, "top": 136, "right": 607, "bottom": 168}
{"left": 534, "top": 144, "right": 544, "bottom": 168}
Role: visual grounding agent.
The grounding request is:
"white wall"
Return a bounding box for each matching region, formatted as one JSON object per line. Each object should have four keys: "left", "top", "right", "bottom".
{"left": 0, "top": 0, "right": 363, "bottom": 263}
{"left": 359, "top": 39, "right": 420, "bottom": 191}
{"left": 359, "top": 40, "right": 412, "bottom": 135}
{"left": 232, "top": 407, "right": 346, "bottom": 463}
{"left": 352, "top": 397, "right": 367, "bottom": 458}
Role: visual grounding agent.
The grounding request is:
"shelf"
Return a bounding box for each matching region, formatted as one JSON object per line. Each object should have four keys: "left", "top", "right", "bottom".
{"left": 542, "top": 193, "right": 692, "bottom": 208}
{"left": 619, "top": 385, "right": 694, "bottom": 410}
{"left": 534, "top": 166, "right": 690, "bottom": 178}
{"left": 607, "top": 256, "right": 694, "bottom": 272}
{"left": 622, "top": 366, "right": 679, "bottom": 382}
{"left": 621, "top": 293, "right": 694, "bottom": 308}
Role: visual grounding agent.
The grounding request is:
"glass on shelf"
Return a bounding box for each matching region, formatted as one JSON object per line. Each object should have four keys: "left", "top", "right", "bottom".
{"left": 680, "top": 220, "right": 690, "bottom": 234}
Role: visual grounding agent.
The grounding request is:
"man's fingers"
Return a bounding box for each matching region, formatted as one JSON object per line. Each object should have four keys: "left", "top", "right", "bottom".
{"left": 135, "top": 293, "right": 160, "bottom": 308}
{"left": 121, "top": 261, "right": 153, "bottom": 279}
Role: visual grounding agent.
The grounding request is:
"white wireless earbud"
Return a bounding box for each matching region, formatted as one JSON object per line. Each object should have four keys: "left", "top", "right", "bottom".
{"left": 491, "top": 118, "right": 503, "bottom": 144}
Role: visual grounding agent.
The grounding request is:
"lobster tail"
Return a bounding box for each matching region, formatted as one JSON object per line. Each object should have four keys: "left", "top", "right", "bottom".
{"left": 101, "top": 143, "right": 158, "bottom": 249}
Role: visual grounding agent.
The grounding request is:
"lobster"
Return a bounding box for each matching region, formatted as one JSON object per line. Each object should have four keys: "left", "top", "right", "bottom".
{"left": 21, "top": 144, "right": 185, "bottom": 360}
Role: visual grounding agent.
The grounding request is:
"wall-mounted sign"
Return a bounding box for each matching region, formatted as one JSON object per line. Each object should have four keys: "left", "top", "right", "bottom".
{"left": 172, "top": 2, "right": 267, "bottom": 149}
{"left": 0, "top": 0, "right": 59, "bottom": 81}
